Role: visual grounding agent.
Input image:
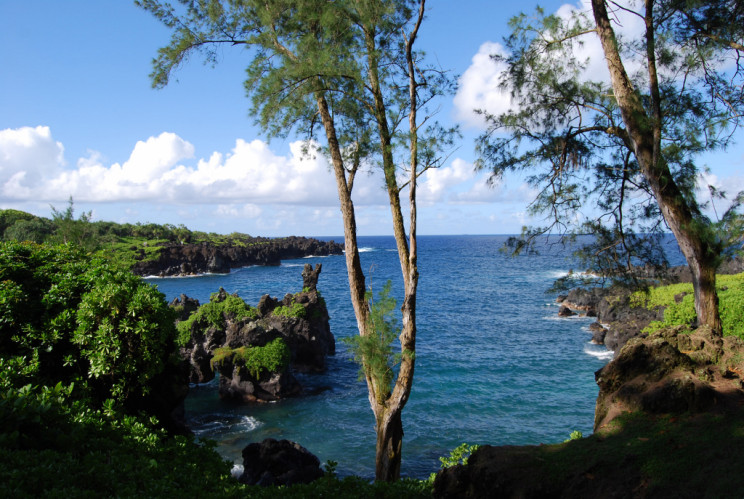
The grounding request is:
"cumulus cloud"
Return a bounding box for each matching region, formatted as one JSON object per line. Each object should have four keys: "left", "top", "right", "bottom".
{"left": 418, "top": 158, "right": 476, "bottom": 203}
{"left": 453, "top": 42, "right": 512, "bottom": 128}
{"left": 697, "top": 171, "right": 744, "bottom": 214}
{"left": 0, "top": 126, "right": 65, "bottom": 198}
{"left": 0, "top": 125, "right": 551, "bottom": 238}
{"left": 0, "top": 127, "right": 346, "bottom": 206}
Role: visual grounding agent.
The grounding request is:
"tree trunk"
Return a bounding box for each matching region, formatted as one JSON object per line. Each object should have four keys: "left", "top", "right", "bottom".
{"left": 315, "top": 92, "right": 369, "bottom": 334}
{"left": 375, "top": 408, "right": 404, "bottom": 481}
{"left": 591, "top": 0, "right": 722, "bottom": 334}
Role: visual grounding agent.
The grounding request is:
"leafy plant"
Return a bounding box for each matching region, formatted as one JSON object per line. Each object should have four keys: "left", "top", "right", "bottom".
{"left": 210, "top": 338, "right": 291, "bottom": 379}
{"left": 427, "top": 442, "right": 481, "bottom": 483}
{"left": 73, "top": 267, "right": 178, "bottom": 406}
{"left": 635, "top": 273, "right": 744, "bottom": 338}
{"left": 176, "top": 292, "right": 257, "bottom": 345}
{"left": 342, "top": 280, "right": 400, "bottom": 402}
{"left": 439, "top": 442, "right": 481, "bottom": 468}
{"left": 564, "top": 430, "right": 583, "bottom": 443}
{"left": 0, "top": 241, "right": 179, "bottom": 411}
{"left": 273, "top": 302, "right": 307, "bottom": 319}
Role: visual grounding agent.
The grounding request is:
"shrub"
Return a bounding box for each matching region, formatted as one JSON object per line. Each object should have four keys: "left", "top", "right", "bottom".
{"left": 176, "top": 292, "right": 257, "bottom": 345}
{"left": 74, "top": 268, "right": 178, "bottom": 405}
{"left": 273, "top": 301, "right": 307, "bottom": 319}
{"left": 0, "top": 241, "right": 178, "bottom": 410}
{"left": 210, "top": 338, "right": 291, "bottom": 378}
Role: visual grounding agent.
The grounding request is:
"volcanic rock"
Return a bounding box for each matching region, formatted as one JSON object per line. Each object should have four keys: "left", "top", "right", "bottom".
{"left": 239, "top": 438, "right": 324, "bottom": 487}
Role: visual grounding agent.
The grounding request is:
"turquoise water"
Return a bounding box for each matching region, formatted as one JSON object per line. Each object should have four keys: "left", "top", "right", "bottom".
{"left": 147, "top": 235, "right": 654, "bottom": 479}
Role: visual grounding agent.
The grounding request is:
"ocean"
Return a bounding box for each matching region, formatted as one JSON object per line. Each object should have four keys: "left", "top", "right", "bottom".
{"left": 146, "top": 235, "right": 679, "bottom": 479}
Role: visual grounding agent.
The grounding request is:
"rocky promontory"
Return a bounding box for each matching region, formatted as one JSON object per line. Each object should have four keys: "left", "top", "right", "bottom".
{"left": 173, "top": 263, "right": 334, "bottom": 402}
{"left": 555, "top": 255, "right": 744, "bottom": 354}
{"left": 133, "top": 236, "right": 343, "bottom": 277}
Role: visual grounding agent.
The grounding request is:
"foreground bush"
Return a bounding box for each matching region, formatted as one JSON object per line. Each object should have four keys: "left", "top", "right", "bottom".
{"left": 0, "top": 241, "right": 179, "bottom": 411}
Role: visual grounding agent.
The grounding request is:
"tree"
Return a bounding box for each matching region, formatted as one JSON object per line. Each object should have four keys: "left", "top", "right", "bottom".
{"left": 137, "top": 0, "right": 455, "bottom": 481}
{"left": 50, "top": 197, "right": 97, "bottom": 251}
{"left": 478, "top": 0, "right": 744, "bottom": 335}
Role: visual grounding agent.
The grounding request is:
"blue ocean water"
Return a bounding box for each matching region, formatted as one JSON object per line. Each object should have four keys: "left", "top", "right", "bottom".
{"left": 146, "top": 235, "right": 681, "bottom": 479}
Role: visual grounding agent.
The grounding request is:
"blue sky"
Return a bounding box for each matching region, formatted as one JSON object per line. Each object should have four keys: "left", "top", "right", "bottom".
{"left": 1, "top": 1, "right": 742, "bottom": 237}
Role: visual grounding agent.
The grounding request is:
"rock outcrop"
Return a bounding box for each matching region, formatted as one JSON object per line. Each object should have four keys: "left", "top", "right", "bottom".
{"left": 594, "top": 325, "right": 744, "bottom": 431}
{"left": 238, "top": 438, "right": 324, "bottom": 487}
{"left": 133, "top": 236, "right": 343, "bottom": 277}
{"left": 176, "top": 264, "right": 334, "bottom": 402}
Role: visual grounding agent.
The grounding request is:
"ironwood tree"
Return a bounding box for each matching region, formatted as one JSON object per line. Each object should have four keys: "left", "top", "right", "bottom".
{"left": 478, "top": 0, "right": 744, "bottom": 335}
{"left": 137, "top": 0, "right": 455, "bottom": 481}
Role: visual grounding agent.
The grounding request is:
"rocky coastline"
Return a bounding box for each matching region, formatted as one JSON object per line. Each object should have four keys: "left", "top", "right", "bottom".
{"left": 555, "top": 255, "right": 744, "bottom": 355}
{"left": 132, "top": 236, "right": 343, "bottom": 277}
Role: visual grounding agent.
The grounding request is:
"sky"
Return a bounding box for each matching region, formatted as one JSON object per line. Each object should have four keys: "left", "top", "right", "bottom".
{"left": 1, "top": 1, "right": 743, "bottom": 237}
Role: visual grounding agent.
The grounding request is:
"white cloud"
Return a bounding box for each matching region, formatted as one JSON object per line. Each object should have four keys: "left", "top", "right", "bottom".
{"left": 0, "top": 126, "right": 65, "bottom": 197}
{"left": 0, "top": 128, "right": 344, "bottom": 206}
{"left": 453, "top": 42, "right": 511, "bottom": 128}
{"left": 418, "top": 158, "right": 475, "bottom": 203}
{"left": 214, "top": 203, "right": 263, "bottom": 219}
{"left": 121, "top": 132, "right": 194, "bottom": 184}
{"left": 697, "top": 171, "right": 744, "bottom": 214}
{"left": 0, "top": 126, "right": 553, "bottom": 237}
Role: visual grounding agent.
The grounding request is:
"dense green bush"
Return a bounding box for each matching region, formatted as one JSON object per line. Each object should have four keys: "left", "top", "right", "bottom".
{"left": 0, "top": 241, "right": 178, "bottom": 409}
{"left": 0, "top": 242, "right": 436, "bottom": 497}
{"left": 273, "top": 301, "right": 307, "bottom": 319}
{"left": 0, "top": 382, "right": 243, "bottom": 498}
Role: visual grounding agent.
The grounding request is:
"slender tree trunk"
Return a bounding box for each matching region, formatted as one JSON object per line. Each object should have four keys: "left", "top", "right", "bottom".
{"left": 315, "top": 92, "right": 369, "bottom": 334}
{"left": 591, "top": 0, "right": 722, "bottom": 334}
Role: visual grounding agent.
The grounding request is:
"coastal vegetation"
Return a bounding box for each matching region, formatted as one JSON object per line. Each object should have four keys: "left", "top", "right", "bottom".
{"left": 272, "top": 302, "right": 307, "bottom": 320}
{"left": 0, "top": 203, "right": 342, "bottom": 277}
{"left": 210, "top": 339, "right": 291, "bottom": 380}
{"left": 0, "top": 203, "right": 270, "bottom": 269}
{"left": 176, "top": 292, "right": 258, "bottom": 344}
{"left": 2, "top": 0, "right": 743, "bottom": 495}
{"left": 0, "top": 240, "right": 433, "bottom": 496}
{"left": 631, "top": 273, "right": 744, "bottom": 338}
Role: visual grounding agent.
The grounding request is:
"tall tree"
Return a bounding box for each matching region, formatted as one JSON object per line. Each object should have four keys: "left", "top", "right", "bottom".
{"left": 478, "top": 0, "right": 744, "bottom": 335}
{"left": 137, "top": 0, "right": 455, "bottom": 480}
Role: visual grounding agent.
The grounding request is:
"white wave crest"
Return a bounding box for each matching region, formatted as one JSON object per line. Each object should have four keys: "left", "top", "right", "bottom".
{"left": 358, "top": 247, "right": 375, "bottom": 253}
{"left": 233, "top": 415, "right": 262, "bottom": 432}
{"left": 547, "top": 270, "right": 600, "bottom": 280}
{"left": 583, "top": 343, "right": 614, "bottom": 361}
{"left": 231, "top": 464, "right": 244, "bottom": 478}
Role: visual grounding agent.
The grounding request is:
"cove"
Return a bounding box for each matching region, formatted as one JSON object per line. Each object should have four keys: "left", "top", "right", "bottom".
{"left": 147, "top": 235, "right": 682, "bottom": 478}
